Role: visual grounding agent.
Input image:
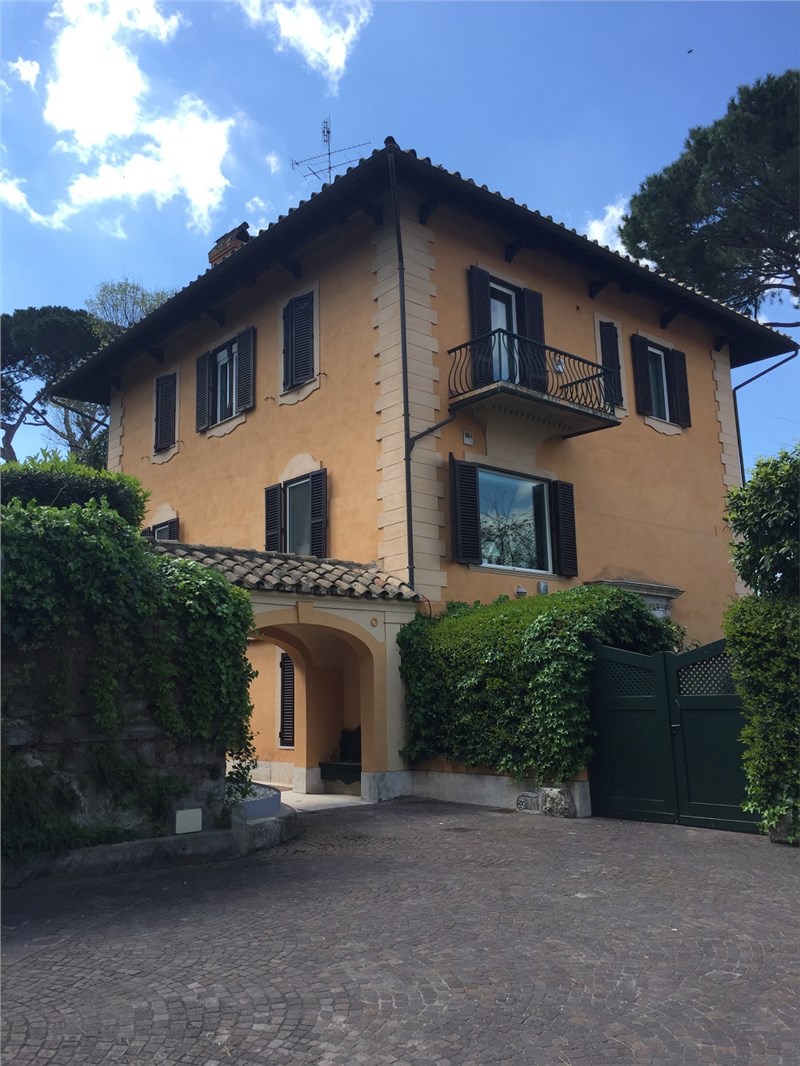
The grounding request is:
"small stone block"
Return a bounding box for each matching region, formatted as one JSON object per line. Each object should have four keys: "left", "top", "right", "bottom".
{"left": 540, "top": 787, "right": 576, "bottom": 818}
{"left": 516, "top": 792, "right": 540, "bottom": 814}
{"left": 175, "top": 808, "right": 203, "bottom": 834}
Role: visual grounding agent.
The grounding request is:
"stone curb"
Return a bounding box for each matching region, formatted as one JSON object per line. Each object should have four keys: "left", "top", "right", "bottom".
{"left": 1, "top": 803, "right": 298, "bottom": 888}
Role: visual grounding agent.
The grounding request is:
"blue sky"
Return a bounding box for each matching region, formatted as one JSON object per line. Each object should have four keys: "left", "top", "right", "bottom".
{"left": 2, "top": 0, "right": 798, "bottom": 469}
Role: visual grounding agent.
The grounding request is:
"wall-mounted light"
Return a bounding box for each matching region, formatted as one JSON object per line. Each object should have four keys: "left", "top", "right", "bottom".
{"left": 515, "top": 585, "right": 527, "bottom": 598}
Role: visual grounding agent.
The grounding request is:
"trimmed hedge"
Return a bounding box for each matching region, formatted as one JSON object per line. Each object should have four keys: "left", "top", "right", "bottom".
{"left": 723, "top": 594, "right": 800, "bottom": 841}
{"left": 398, "top": 585, "right": 679, "bottom": 783}
{"left": 1, "top": 451, "right": 148, "bottom": 527}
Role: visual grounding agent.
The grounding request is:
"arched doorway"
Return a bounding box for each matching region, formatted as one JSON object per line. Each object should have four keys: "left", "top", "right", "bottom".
{"left": 248, "top": 596, "right": 414, "bottom": 801}
{"left": 151, "top": 542, "right": 419, "bottom": 802}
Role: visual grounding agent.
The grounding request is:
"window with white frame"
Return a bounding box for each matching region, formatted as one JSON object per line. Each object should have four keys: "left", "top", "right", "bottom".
{"left": 631, "top": 335, "right": 691, "bottom": 427}
{"left": 265, "top": 469, "right": 328, "bottom": 557}
{"left": 450, "top": 458, "right": 578, "bottom": 576}
{"left": 195, "top": 327, "right": 255, "bottom": 432}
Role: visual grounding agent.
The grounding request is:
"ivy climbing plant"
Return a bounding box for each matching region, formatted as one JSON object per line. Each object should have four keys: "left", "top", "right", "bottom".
{"left": 1, "top": 458, "right": 257, "bottom": 857}
{"left": 398, "top": 585, "right": 680, "bottom": 784}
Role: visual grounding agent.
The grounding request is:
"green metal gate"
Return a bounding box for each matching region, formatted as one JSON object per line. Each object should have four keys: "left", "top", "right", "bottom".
{"left": 590, "top": 639, "right": 758, "bottom": 833}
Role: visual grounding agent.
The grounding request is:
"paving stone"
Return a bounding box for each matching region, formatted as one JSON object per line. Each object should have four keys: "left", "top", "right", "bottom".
{"left": 2, "top": 800, "right": 799, "bottom": 1064}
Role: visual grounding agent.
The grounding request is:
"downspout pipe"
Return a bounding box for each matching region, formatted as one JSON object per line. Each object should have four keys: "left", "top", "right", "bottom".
{"left": 732, "top": 349, "right": 798, "bottom": 484}
{"left": 387, "top": 146, "right": 415, "bottom": 590}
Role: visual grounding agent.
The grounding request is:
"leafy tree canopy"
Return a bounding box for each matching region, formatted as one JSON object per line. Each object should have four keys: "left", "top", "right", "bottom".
{"left": 86, "top": 277, "right": 175, "bottom": 347}
{"left": 1, "top": 278, "right": 173, "bottom": 464}
{"left": 725, "top": 443, "right": 799, "bottom": 597}
{"left": 620, "top": 70, "right": 800, "bottom": 326}
{"left": 1, "top": 306, "right": 100, "bottom": 463}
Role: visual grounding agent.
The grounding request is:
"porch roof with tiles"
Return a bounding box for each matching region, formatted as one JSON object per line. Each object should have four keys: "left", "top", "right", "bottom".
{"left": 152, "top": 542, "right": 418, "bottom": 601}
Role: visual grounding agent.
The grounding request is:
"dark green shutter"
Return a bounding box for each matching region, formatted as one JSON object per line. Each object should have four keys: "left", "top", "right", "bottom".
{"left": 154, "top": 372, "right": 177, "bottom": 451}
{"left": 599, "top": 321, "right": 623, "bottom": 405}
{"left": 549, "top": 480, "right": 578, "bottom": 577}
{"left": 450, "top": 455, "right": 482, "bottom": 564}
{"left": 468, "top": 266, "right": 493, "bottom": 388}
{"left": 279, "top": 653, "right": 295, "bottom": 747}
{"left": 236, "top": 327, "right": 255, "bottom": 412}
{"left": 309, "top": 468, "right": 328, "bottom": 557}
{"left": 284, "top": 293, "right": 314, "bottom": 389}
{"left": 166, "top": 517, "right": 179, "bottom": 540}
{"left": 196, "top": 351, "right": 211, "bottom": 431}
{"left": 517, "top": 288, "right": 547, "bottom": 391}
{"left": 667, "top": 349, "right": 691, "bottom": 427}
{"left": 630, "top": 335, "right": 654, "bottom": 416}
{"left": 265, "top": 483, "right": 283, "bottom": 551}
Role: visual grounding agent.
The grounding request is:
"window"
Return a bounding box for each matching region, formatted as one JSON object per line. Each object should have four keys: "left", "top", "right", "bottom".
{"left": 450, "top": 457, "right": 577, "bottom": 576}
{"left": 154, "top": 372, "right": 177, "bottom": 452}
{"left": 597, "top": 321, "right": 623, "bottom": 406}
{"left": 468, "top": 266, "right": 547, "bottom": 391}
{"left": 265, "top": 468, "right": 327, "bottom": 556}
{"left": 195, "top": 327, "right": 255, "bottom": 432}
{"left": 142, "top": 517, "right": 179, "bottom": 540}
{"left": 283, "top": 291, "right": 315, "bottom": 391}
{"left": 214, "top": 343, "right": 237, "bottom": 424}
{"left": 631, "top": 335, "right": 691, "bottom": 427}
{"left": 279, "top": 653, "right": 295, "bottom": 748}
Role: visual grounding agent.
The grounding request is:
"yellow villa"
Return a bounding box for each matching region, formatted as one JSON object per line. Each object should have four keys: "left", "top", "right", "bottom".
{"left": 58, "top": 138, "right": 794, "bottom": 808}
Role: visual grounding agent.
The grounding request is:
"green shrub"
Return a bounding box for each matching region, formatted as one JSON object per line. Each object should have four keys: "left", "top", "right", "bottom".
{"left": 1, "top": 451, "right": 149, "bottom": 527}
{"left": 398, "top": 585, "right": 678, "bottom": 782}
{"left": 723, "top": 595, "right": 800, "bottom": 841}
{"left": 1, "top": 495, "right": 256, "bottom": 857}
{"left": 722, "top": 442, "right": 800, "bottom": 842}
{"left": 725, "top": 444, "right": 799, "bottom": 598}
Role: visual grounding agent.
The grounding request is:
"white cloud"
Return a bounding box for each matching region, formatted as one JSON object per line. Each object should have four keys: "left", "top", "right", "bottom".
{"left": 98, "top": 215, "right": 128, "bottom": 239}
{"left": 63, "top": 97, "right": 233, "bottom": 232}
{"left": 5, "top": 0, "right": 235, "bottom": 233}
{"left": 265, "top": 151, "right": 281, "bottom": 175}
{"left": 245, "top": 194, "right": 275, "bottom": 230}
{"left": 8, "top": 58, "right": 41, "bottom": 90}
{"left": 239, "top": 1, "right": 372, "bottom": 90}
{"left": 0, "top": 170, "right": 49, "bottom": 225}
{"left": 584, "top": 197, "right": 628, "bottom": 253}
{"left": 44, "top": 0, "right": 181, "bottom": 156}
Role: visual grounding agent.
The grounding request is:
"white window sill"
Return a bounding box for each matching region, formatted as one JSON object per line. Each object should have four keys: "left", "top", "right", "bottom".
{"left": 468, "top": 563, "right": 554, "bottom": 578}
{"left": 644, "top": 415, "right": 681, "bottom": 436}
{"left": 206, "top": 411, "right": 246, "bottom": 438}
{"left": 151, "top": 444, "right": 179, "bottom": 465}
{"left": 279, "top": 377, "right": 319, "bottom": 406}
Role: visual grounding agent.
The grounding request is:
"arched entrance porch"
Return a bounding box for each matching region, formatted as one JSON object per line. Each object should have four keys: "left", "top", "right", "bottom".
{"left": 248, "top": 595, "right": 417, "bottom": 800}
{"left": 150, "top": 543, "right": 419, "bottom": 802}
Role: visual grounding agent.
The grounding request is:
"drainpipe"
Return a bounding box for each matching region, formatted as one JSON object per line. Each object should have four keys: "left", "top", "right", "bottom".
{"left": 387, "top": 146, "right": 416, "bottom": 590}
{"left": 732, "top": 349, "right": 798, "bottom": 484}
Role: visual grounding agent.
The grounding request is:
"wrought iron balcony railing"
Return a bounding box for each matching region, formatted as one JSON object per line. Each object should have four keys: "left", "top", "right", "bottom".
{"left": 448, "top": 329, "right": 617, "bottom": 419}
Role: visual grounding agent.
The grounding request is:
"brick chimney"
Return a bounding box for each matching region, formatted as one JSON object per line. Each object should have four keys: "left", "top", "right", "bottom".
{"left": 208, "top": 222, "right": 250, "bottom": 267}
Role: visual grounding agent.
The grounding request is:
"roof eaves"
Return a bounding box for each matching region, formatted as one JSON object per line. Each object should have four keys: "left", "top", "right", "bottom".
{"left": 56, "top": 137, "right": 795, "bottom": 401}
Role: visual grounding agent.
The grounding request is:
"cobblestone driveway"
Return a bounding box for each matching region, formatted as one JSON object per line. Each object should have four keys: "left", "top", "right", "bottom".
{"left": 3, "top": 799, "right": 798, "bottom": 1065}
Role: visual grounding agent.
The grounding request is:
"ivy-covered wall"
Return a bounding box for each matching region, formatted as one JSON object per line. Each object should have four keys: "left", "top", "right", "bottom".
{"left": 398, "top": 586, "right": 680, "bottom": 784}
{"left": 1, "top": 458, "right": 256, "bottom": 859}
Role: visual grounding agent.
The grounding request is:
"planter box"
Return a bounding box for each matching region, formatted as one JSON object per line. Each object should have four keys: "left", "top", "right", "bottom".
{"left": 238, "top": 787, "right": 281, "bottom": 820}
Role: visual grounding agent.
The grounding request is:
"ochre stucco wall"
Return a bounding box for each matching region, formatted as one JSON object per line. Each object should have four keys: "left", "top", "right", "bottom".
{"left": 423, "top": 206, "right": 738, "bottom": 645}
{"left": 117, "top": 190, "right": 744, "bottom": 780}
{"left": 121, "top": 216, "right": 382, "bottom": 564}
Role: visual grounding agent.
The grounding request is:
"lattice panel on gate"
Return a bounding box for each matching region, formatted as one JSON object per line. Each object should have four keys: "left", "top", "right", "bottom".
{"left": 677, "top": 652, "right": 737, "bottom": 696}
{"left": 599, "top": 660, "right": 655, "bottom": 699}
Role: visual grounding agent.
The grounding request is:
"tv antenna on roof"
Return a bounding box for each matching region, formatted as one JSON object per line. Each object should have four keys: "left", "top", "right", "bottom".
{"left": 291, "top": 119, "right": 370, "bottom": 186}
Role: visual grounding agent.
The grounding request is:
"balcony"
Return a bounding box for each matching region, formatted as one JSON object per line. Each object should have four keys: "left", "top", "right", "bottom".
{"left": 448, "top": 330, "right": 620, "bottom": 438}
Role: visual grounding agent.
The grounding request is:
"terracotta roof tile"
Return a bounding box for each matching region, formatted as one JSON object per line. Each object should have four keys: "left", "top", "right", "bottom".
{"left": 151, "top": 542, "right": 418, "bottom": 601}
